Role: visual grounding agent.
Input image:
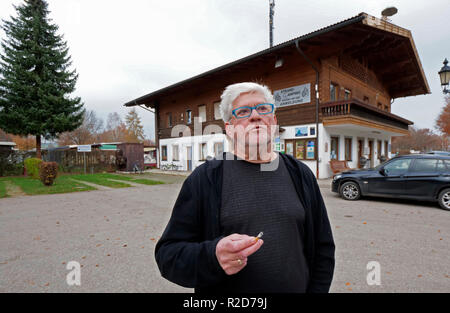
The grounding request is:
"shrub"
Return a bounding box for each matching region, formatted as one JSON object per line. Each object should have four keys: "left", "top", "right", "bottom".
{"left": 39, "top": 162, "right": 58, "bottom": 186}
{"left": 24, "top": 157, "right": 43, "bottom": 179}
{"left": 0, "top": 149, "right": 24, "bottom": 177}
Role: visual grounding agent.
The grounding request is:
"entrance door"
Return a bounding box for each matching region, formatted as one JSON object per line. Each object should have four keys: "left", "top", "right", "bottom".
{"left": 357, "top": 139, "right": 363, "bottom": 168}
{"left": 330, "top": 136, "right": 339, "bottom": 160}
{"left": 368, "top": 140, "right": 374, "bottom": 168}
{"left": 186, "top": 146, "right": 192, "bottom": 171}
{"left": 377, "top": 140, "right": 382, "bottom": 163}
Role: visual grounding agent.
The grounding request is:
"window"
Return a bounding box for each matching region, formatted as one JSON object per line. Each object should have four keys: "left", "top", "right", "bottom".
{"left": 198, "top": 105, "right": 206, "bottom": 123}
{"left": 306, "top": 140, "right": 315, "bottom": 159}
{"left": 383, "top": 158, "right": 412, "bottom": 176}
{"left": 199, "top": 143, "right": 207, "bottom": 161}
{"left": 345, "top": 138, "right": 352, "bottom": 161}
{"left": 214, "top": 102, "right": 221, "bottom": 120}
{"left": 161, "top": 145, "right": 167, "bottom": 161}
{"left": 167, "top": 113, "right": 172, "bottom": 127}
{"left": 384, "top": 105, "right": 389, "bottom": 112}
{"left": 172, "top": 145, "right": 179, "bottom": 161}
{"left": 330, "top": 83, "right": 338, "bottom": 101}
{"left": 186, "top": 110, "right": 192, "bottom": 124}
{"left": 296, "top": 139, "right": 305, "bottom": 159}
{"left": 330, "top": 136, "right": 339, "bottom": 160}
{"left": 377, "top": 102, "right": 383, "bottom": 110}
{"left": 344, "top": 89, "right": 351, "bottom": 100}
{"left": 363, "top": 96, "right": 369, "bottom": 103}
{"left": 285, "top": 141, "right": 294, "bottom": 157}
{"left": 214, "top": 142, "right": 224, "bottom": 157}
{"left": 410, "top": 159, "right": 438, "bottom": 173}
{"left": 286, "top": 139, "right": 316, "bottom": 160}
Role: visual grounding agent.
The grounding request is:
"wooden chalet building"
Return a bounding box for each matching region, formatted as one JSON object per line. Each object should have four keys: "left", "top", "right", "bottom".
{"left": 124, "top": 13, "right": 430, "bottom": 178}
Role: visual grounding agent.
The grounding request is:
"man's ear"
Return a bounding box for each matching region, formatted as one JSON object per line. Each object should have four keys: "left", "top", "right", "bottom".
{"left": 224, "top": 121, "right": 234, "bottom": 138}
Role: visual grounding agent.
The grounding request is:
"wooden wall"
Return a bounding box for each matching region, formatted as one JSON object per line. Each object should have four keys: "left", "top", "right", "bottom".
{"left": 156, "top": 45, "right": 396, "bottom": 139}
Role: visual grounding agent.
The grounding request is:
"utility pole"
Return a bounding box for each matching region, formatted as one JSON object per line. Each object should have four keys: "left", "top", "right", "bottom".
{"left": 269, "top": 0, "right": 275, "bottom": 48}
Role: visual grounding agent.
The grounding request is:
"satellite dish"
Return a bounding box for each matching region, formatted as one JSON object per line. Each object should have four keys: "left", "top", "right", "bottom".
{"left": 381, "top": 7, "right": 398, "bottom": 17}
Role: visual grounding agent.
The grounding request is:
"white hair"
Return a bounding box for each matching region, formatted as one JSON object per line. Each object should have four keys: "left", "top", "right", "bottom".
{"left": 219, "top": 82, "right": 276, "bottom": 122}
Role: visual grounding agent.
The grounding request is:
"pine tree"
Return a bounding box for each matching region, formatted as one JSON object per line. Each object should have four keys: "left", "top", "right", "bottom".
{"left": 125, "top": 108, "right": 145, "bottom": 142}
{"left": 0, "top": 0, "right": 84, "bottom": 158}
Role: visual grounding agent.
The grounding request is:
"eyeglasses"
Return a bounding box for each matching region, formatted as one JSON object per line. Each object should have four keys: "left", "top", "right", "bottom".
{"left": 231, "top": 103, "right": 274, "bottom": 119}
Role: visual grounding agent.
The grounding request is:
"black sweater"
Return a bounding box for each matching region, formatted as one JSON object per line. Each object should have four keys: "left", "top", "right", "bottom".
{"left": 154, "top": 152, "right": 335, "bottom": 293}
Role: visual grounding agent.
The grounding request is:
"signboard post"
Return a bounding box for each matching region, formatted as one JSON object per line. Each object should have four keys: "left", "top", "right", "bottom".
{"left": 77, "top": 145, "right": 91, "bottom": 175}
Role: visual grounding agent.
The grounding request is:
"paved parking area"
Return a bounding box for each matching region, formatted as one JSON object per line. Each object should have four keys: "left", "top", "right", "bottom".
{"left": 0, "top": 176, "right": 449, "bottom": 292}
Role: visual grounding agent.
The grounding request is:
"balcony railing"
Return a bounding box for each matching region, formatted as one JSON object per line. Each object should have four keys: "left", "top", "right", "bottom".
{"left": 320, "top": 99, "right": 412, "bottom": 130}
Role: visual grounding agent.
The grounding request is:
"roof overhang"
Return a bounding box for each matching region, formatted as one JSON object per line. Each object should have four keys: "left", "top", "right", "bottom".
{"left": 124, "top": 13, "right": 429, "bottom": 108}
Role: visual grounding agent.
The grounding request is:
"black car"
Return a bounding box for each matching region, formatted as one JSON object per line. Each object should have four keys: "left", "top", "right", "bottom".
{"left": 331, "top": 154, "right": 450, "bottom": 210}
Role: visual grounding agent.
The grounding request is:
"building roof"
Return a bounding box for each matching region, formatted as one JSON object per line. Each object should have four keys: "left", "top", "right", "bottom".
{"left": 0, "top": 142, "right": 16, "bottom": 146}
{"left": 124, "top": 12, "right": 430, "bottom": 108}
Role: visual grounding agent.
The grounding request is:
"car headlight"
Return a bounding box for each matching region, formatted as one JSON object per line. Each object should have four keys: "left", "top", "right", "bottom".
{"left": 333, "top": 174, "right": 342, "bottom": 181}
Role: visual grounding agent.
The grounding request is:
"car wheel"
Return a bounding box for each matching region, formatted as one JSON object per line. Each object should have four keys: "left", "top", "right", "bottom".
{"left": 340, "top": 181, "right": 361, "bottom": 201}
{"left": 438, "top": 188, "right": 450, "bottom": 211}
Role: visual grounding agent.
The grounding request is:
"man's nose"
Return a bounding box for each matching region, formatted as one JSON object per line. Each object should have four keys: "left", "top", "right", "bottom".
{"left": 248, "top": 108, "right": 262, "bottom": 121}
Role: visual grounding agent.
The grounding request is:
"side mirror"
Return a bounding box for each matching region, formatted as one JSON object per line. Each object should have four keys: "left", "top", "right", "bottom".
{"left": 379, "top": 168, "right": 386, "bottom": 176}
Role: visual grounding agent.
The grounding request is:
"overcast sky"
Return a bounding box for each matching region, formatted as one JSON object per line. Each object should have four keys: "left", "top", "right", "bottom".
{"left": 1, "top": 0, "right": 449, "bottom": 140}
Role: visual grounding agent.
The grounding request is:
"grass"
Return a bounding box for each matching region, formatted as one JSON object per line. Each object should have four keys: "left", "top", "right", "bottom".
{"left": 93, "top": 173, "right": 165, "bottom": 186}
{"left": 0, "top": 172, "right": 165, "bottom": 197}
{"left": 0, "top": 180, "right": 7, "bottom": 198}
{"left": 0, "top": 176, "right": 95, "bottom": 196}
{"left": 68, "top": 173, "right": 133, "bottom": 188}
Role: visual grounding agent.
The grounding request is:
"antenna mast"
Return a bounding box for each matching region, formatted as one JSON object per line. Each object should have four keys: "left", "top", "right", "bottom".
{"left": 269, "top": 0, "right": 275, "bottom": 48}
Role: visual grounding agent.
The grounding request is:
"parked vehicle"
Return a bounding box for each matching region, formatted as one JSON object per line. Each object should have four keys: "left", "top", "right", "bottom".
{"left": 331, "top": 154, "right": 450, "bottom": 210}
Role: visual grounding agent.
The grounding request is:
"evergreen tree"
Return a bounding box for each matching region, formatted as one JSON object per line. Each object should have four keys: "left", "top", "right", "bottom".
{"left": 125, "top": 108, "right": 145, "bottom": 142}
{"left": 0, "top": 0, "right": 84, "bottom": 158}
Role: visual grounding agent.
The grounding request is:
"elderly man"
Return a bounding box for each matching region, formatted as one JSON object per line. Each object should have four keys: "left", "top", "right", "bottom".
{"left": 155, "top": 82, "right": 335, "bottom": 293}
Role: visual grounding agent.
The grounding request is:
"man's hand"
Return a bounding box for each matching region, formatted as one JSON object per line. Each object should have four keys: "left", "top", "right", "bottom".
{"left": 215, "top": 233, "right": 264, "bottom": 275}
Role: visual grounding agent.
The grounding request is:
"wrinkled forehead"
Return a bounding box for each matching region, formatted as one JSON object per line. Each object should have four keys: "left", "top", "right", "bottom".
{"left": 232, "top": 91, "right": 267, "bottom": 109}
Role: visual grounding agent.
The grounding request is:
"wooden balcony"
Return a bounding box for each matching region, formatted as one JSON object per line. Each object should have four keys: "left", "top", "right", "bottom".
{"left": 320, "top": 99, "right": 412, "bottom": 134}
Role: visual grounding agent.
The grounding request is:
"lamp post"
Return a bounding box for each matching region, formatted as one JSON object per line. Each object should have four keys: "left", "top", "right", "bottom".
{"left": 438, "top": 58, "right": 450, "bottom": 94}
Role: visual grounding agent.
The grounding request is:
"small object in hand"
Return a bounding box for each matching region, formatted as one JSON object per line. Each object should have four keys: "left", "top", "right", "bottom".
{"left": 255, "top": 232, "right": 264, "bottom": 242}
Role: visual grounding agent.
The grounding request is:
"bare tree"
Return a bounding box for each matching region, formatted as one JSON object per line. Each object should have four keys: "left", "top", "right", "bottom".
{"left": 436, "top": 96, "right": 450, "bottom": 137}
{"left": 105, "top": 112, "right": 124, "bottom": 142}
{"left": 392, "top": 126, "right": 444, "bottom": 154}
{"left": 57, "top": 110, "right": 104, "bottom": 145}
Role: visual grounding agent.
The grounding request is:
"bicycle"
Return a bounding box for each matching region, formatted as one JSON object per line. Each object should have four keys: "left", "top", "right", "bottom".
{"left": 161, "top": 162, "right": 180, "bottom": 171}
{"left": 133, "top": 162, "right": 143, "bottom": 174}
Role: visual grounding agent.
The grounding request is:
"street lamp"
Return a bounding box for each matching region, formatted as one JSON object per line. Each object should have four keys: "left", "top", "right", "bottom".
{"left": 438, "top": 58, "right": 450, "bottom": 94}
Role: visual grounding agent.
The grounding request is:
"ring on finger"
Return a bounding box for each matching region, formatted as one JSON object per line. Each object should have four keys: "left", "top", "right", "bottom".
{"left": 237, "top": 259, "right": 242, "bottom": 265}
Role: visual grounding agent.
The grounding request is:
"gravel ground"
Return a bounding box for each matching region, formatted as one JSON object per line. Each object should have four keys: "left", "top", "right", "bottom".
{"left": 0, "top": 177, "right": 449, "bottom": 293}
